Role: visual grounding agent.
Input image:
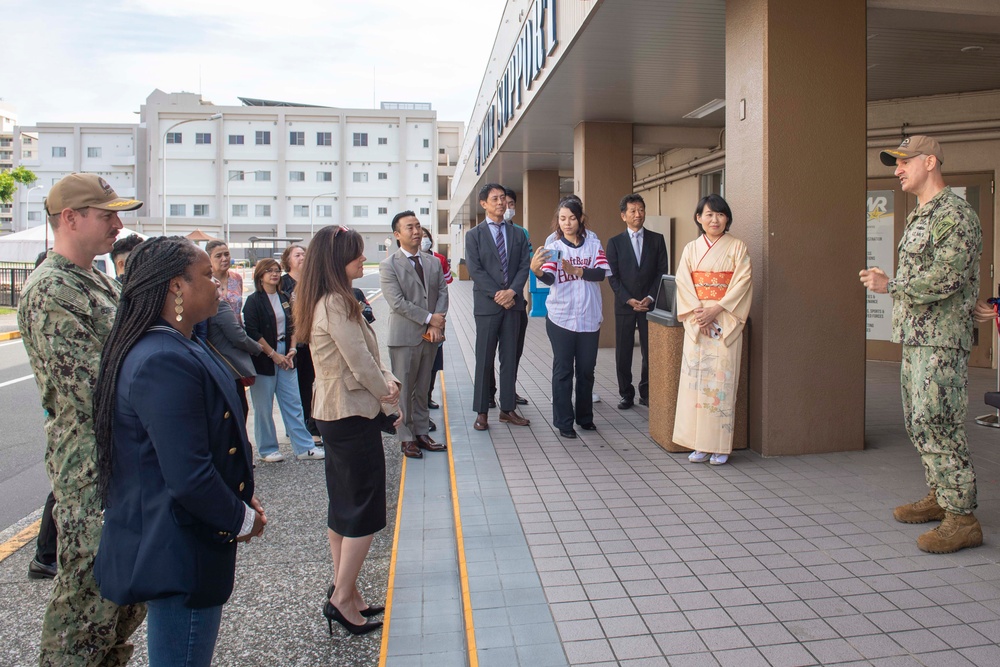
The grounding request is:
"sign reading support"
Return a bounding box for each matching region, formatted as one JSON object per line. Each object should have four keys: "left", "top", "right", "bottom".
{"left": 866, "top": 190, "right": 894, "bottom": 341}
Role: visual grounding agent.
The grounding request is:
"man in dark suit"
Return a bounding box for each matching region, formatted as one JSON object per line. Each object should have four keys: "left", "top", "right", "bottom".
{"left": 381, "top": 211, "right": 449, "bottom": 458}
{"left": 607, "top": 193, "right": 669, "bottom": 409}
{"left": 465, "top": 183, "right": 531, "bottom": 431}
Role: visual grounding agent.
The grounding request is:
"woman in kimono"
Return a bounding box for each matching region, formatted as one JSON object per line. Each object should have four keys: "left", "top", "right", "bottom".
{"left": 673, "top": 195, "right": 753, "bottom": 465}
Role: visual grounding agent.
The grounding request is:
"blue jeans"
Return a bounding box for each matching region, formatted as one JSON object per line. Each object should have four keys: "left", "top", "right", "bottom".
{"left": 248, "top": 341, "right": 315, "bottom": 457}
{"left": 146, "top": 595, "right": 222, "bottom": 667}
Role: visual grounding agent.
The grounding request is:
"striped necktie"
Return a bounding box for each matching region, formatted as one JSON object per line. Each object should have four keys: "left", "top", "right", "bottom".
{"left": 494, "top": 223, "right": 508, "bottom": 284}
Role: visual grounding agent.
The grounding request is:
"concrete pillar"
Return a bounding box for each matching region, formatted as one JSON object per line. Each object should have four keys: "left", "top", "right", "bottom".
{"left": 522, "top": 170, "right": 560, "bottom": 254}
{"left": 726, "top": 0, "right": 866, "bottom": 455}
{"left": 574, "top": 121, "right": 633, "bottom": 347}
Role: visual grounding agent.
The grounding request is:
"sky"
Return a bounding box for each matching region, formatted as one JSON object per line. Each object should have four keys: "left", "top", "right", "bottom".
{"left": 0, "top": 0, "right": 506, "bottom": 127}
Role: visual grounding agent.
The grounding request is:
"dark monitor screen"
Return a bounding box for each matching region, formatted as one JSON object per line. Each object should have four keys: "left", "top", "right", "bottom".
{"left": 655, "top": 275, "right": 677, "bottom": 315}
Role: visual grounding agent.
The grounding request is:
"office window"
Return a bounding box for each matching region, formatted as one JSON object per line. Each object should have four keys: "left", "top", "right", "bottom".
{"left": 377, "top": 207, "right": 388, "bottom": 215}
{"left": 228, "top": 170, "right": 244, "bottom": 181}
{"left": 22, "top": 151, "right": 33, "bottom": 158}
{"left": 232, "top": 204, "right": 248, "bottom": 217}
{"left": 317, "top": 171, "right": 332, "bottom": 182}
{"left": 353, "top": 205, "right": 368, "bottom": 217}
{"left": 438, "top": 148, "right": 445, "bottom": 154}
{"left": 228, "top": 134, "right": 244, "bottom": 145}
{"left": 353, "top": 132, "right": 368, "bottom": 147}
{"left": 377, "top": 172, "right": 387, "bottom": 180}
{"left": 422, "top": 139, "right": 429, "bottom": 148}
{"left": 166, "top": 133, "right": 182, "bottom": 144}
{"left": 255, "top": 131, "right": 270, "bottom": 145}
{"left": 316, "top": 205, "right": 332, "bottom": 217}
{"left": 423, "top": 173, "right": 429, "bottom": 183}
{"left": 87, "top": 147, "right": 102, "bottom": 158}
{"left": 169, "top": 204, "right": 186, "bottom": 216}
{"left": 0, "top": 138, "right": 10, "bottom": 147}
{"left": 420, "top": 207, "right": 430, "bottom": 215}
{"left": 52, "top": 146, "right": 67, "bottom": 157}
{"left": 317, "top": 132, "right": 332, "bottom": 146}
{"left": 193, "top": 204, "right": 209, "bottom": 216}
{"left": 289, "top": 171, "right": 305, "bottom": 182}
{"left": 378, "top": 137, "right": 388, "bottom": 145}
{"left": 0, "top": 151, "right": 12, "bottom": 160}
{"left": 256, "top": 204, "right": 271, "bottom": 217}
{"left": 352, "top": 172, "right": 368, "bottom": 183}
{"left": 293, "top": 205, "right": 309, "bottom": 217}
{"left": 255, "top": 171, "right": 271, "bottom": 182}
{"left": 289, "top": 131, "right": 304, "bottom": 146}
{"left": 195, "top": 133, "right": 212, "bottom": 145}
{"left": 27, "top": 211, "right": 42, "bottom": 221}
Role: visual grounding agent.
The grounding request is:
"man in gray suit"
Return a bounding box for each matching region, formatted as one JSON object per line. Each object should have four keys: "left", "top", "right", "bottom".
{"left": 465, "top": 183, "right": 531, "bottom": 431}
{"left": 381, "top": 211, "right": 449, "bottom": 459}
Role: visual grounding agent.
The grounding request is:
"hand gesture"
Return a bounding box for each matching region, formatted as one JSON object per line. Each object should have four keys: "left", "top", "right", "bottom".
{"left": 381, "top": 382, "right": 400, "bottom": 406}
{"left": 425, "top": 326, "right": 444, "bottom": 343}
{"left": 974, "top": 300, "right": 997, "bottom": 324}
{"left": 429, "top": 313, "right": 447, "bottom": 329}
{"left": 561, "top": 258, "right": 582, "bottom": 278}
{"left": 530, "top": 247, "right": 550, "bottom": 274}
{"left": 859, "top": 267, "right": 889, "bottom": 294}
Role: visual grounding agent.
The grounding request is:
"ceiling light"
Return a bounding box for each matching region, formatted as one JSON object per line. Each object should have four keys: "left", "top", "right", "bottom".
{"left": 683, "top": 99, "right": 726, "bottom": 119}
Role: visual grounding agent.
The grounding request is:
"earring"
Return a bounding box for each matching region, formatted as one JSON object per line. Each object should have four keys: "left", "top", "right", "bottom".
{"left": 174, "top": 293, "right": 184, "bottom": 322}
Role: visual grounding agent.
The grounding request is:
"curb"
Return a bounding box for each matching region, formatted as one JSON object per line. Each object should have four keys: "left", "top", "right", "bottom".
{"left": 0, "top": 331, "right": 21, "bottom": 341}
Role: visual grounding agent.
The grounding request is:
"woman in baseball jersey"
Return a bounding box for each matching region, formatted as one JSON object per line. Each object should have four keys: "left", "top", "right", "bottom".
{"left": 673, "top": 194, "right": 753, "bottom": 465}
{"left": 531, "top": 197, "right": 612, "bottom": 439}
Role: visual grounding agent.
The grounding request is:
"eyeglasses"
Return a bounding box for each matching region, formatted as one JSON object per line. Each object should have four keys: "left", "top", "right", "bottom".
{"left": 264, "top": 268, "right": 281, "bottom": 274}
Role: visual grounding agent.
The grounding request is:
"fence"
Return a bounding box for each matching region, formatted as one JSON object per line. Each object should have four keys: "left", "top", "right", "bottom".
{"left": 0, "top": 264, "right": 32, "bottom": 308}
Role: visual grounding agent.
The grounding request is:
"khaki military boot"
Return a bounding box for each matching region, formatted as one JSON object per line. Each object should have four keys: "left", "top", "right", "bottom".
{"left": 917, "top": 512, "right": 984, "bottom": 554}
{"left": 893, "top": 491, "right": 945, "bottom": 524}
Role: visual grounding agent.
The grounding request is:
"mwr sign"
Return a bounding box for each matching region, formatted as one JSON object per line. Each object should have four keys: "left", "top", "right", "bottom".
{"left": 475, "top": 0, "right": 558, "bottom": 176}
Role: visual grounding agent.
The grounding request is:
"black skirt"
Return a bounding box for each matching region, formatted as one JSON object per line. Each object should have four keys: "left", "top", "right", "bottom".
{"left": 317, "top": 415, "right": 387, "bottom": 537}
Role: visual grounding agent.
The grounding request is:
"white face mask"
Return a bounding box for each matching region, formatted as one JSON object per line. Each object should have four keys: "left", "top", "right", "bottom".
{"left": 420, "top": 237, "right": 432, "bottom": 252}
{"left": 503, "top": 207, "right": 515, "bottom": 222}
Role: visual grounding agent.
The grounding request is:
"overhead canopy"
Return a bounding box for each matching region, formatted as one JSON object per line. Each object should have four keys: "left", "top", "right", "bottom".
{"left": 186, "top": 229, "right": 221, "bottom": 242}
{"left": 0, "top": 225, "right": 148, "bottom": 263}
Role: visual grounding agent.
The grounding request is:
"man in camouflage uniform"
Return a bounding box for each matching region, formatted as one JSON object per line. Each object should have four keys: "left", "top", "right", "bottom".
{"left": 18, "top": 173, "right": 146, "bottom": 666}
{"left": 860, "top": 135, "right": 984, "bottom": 554}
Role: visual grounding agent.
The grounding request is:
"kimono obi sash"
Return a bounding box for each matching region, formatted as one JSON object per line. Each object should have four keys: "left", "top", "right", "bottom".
{"left": 691, "top": 271, "right": 733, "bottom": 301}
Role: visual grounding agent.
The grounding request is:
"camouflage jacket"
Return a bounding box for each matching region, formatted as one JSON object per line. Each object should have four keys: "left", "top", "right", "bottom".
{"left": 888, "top": 187, "right": 981, "bottom": 351}
{"left": 17, "top": 252, "right": 120, "bottom": 494}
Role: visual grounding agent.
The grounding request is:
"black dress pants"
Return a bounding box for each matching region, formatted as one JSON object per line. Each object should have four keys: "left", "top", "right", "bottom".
{"left": 615, "top": 312, "right": 650, "bottom": 401}
{"left": 473, "top": 309, "right": 521, "bottom": 413}
{"left": 35, "top": 491, "right": 57, "bottom": 565}
{"left": 487, "top": 308, "right": 527, "bottom": 401}
{"left": 546, "top": 318, "right": 600, "bottom": 431}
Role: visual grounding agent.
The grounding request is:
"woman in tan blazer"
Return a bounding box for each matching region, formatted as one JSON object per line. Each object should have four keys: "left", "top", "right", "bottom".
{"left": 294, "top": 225, "right": 400, "bottom": 637}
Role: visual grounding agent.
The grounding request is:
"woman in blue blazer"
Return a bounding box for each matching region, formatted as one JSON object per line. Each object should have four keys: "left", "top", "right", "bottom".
{"left": 93, "top": 237, "right": 266, "bottom": 667}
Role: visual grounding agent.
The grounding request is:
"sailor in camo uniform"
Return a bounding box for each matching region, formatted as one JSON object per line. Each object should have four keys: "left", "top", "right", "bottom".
{"left": 860, "top": 136, "right": 984, "bottom": 554}
{"left": 18, "top": 174, "right": 146, "bottom": 666}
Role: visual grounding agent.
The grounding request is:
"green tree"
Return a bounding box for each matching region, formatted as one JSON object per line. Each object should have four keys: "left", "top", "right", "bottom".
{"left": 0, "top": 166, "right": 39, "bottom": 203}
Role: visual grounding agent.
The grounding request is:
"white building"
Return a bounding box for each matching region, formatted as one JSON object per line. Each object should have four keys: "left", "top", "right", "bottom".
{"left": 138, "top": 90, "right": 464, "bottom": 261}
{"left": 12, "top": 121, "right": 140, "bottom": 231}
{"left": 0, "top": 101, "right": 18, "bottom": 232}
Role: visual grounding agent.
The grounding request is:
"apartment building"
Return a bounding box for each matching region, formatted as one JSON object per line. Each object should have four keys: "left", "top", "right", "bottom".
{"left": 0, "top": 102, "right": 17, "bottom": 232}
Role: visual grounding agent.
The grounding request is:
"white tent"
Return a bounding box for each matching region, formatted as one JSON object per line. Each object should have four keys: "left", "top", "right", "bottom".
{"left": 0, "top": 225, "right": 148, "bottom": 263}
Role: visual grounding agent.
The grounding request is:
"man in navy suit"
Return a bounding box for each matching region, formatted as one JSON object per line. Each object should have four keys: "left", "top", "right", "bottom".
{"left": 606, "top": 193, "right": 669, "bottom": 410}
{"left": 465, "top": 183, "right": 531, "bottom": 431}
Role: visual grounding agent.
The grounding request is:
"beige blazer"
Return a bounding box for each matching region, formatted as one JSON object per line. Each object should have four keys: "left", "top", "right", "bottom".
{"left": 311, "top": 294, "right": 399, "bottom": 422}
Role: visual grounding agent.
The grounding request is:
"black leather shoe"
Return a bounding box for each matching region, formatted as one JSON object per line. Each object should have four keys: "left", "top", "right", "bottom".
{"left": 429, "top": 419, "right": 437, "bottom": 432}
{"left": 579, "top": 423, "right": 597, "bottom": 431}
{"left": 323, "top": 600, "right": 383, "bottom": 635}
{"left": 515, "top": 394, "right": 528, "bottom": 406}
{"left": 428, "top": 398, "right": 440, "bottom": 409}
{"left": 559, "top": 428, "right": 578, "bottom": 439}
{"left": 489, "top": 397, "right": 497, "bottom": 409}
{"left": 28, "top": 558, "right": 56, "bottom": 580}
{"left": 617, "top": 398, "right": 634, "bottom": 410}
{"left": 637, "top": 397, "right": 648, "bottom": 407}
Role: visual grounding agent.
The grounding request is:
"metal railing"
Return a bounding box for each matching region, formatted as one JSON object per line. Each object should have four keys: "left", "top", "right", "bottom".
{"left": 0, "top": 265, "right": 31, "bottom": 307}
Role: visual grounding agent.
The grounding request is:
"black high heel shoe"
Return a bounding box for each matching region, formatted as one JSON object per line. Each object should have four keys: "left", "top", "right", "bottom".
{"left": 326, "top": 584, "right": 385, "bottom": 618}
{"left": 323, "top": 600, "right": 383, "bottom": 636}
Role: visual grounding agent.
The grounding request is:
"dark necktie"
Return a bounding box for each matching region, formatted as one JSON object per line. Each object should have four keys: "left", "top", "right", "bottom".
{"left": 409, "top": 255, "right": 425, "bottom": 287}
{"left": 493, "top": 223, "right": 508, "bottom": 284}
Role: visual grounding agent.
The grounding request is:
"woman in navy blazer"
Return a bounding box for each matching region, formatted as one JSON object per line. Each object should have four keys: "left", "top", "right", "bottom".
{"left": 93, "top": 237, "right": 266, "bottom": 667}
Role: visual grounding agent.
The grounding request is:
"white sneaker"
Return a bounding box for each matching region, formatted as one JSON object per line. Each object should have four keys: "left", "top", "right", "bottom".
{"left": 297, "top": 448, "right": 325, "bottom": 461}
{"left": 260, "top": 452, "right": 285, "bottom": 463}
{"left": 688, "top": 451, "right": 710, "bottom": 463}
{"left": 592, "top": 393, "right": 601, "bottom": 403}
{"left": 709, "top": 453, "right": 729, "bottom": 466}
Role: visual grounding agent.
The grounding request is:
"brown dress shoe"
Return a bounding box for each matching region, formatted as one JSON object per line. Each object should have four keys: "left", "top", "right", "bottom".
{"left": 917, "top": 511, "right": 983, "bottom": 553}
{"left": 417, "top": 434, "right": 447, "bottom": 451}
{"left": 401, "top": 441, "right": 423, "bottom": 459}
{"left": 893, "top": 490, "right": 945, "bottom": 524}
{"left": 473, "top": 413, "right": 489, "bottom": 431}
{"left": 499, "top": 410, "right": 530, "bottom": 426}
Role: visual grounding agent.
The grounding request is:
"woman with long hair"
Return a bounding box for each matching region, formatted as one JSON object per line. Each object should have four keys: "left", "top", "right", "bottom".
{"left": 279, "top": 244, "right": 321, "bottom": 441}
{"left": 673, "top": 194, "right": 753, "bottom": 465}
{"left": 243, "top": 258, "right": 324, "bottom": 462}
{"left": 530, "top": 197, "right": 611, "bottom": 439}
{"left": 294, "top": 225, "right": 399, "bottom": 636}
{"left": 93, "top": 237, "right": 265, "bottom": 666}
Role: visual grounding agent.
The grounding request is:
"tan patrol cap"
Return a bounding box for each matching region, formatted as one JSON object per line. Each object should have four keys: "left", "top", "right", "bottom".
{"left": 44, "top": 173, "right": 143, "bottom": 216}
{"left": 879, "top": 135, "right": 944, "bottom": 167}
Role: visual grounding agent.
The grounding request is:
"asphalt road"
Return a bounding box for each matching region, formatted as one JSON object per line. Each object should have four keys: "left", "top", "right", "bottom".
{"left": 0, "top": 338, "right": 47, "bottom": 533}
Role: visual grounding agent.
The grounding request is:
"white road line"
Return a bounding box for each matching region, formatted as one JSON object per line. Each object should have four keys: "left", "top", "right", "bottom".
{"left": 0, "top": 340, "right": 25, "bottom": 348}
{"left": 0, "top": 374, "right": 34, "bottom": 389}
